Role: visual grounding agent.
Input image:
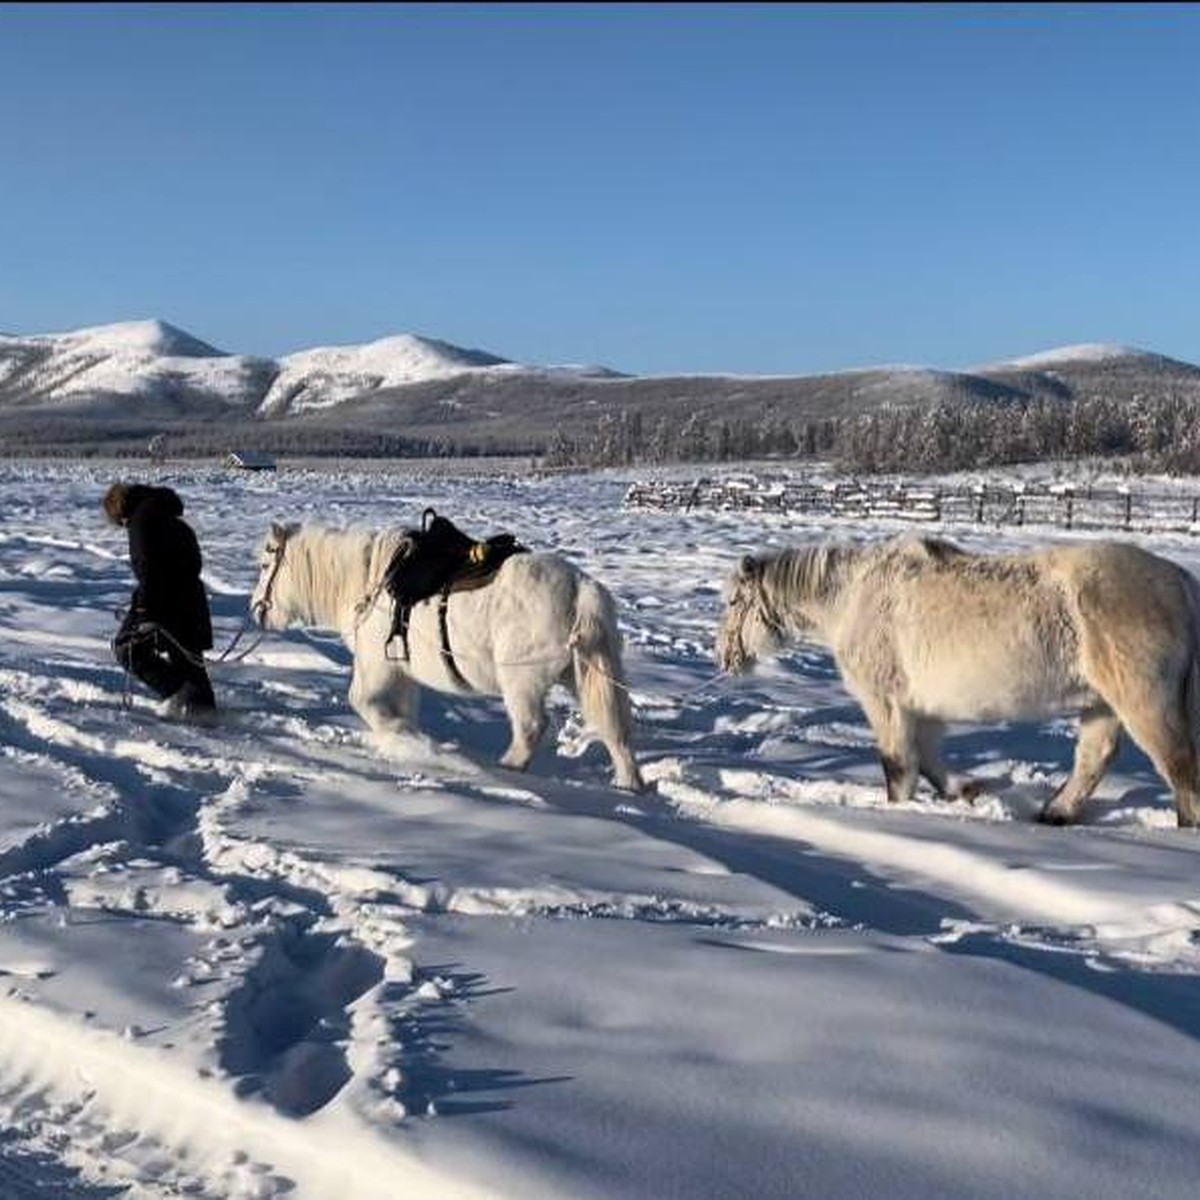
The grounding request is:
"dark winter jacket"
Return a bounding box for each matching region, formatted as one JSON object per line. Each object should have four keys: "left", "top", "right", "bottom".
{"left": 124, "top": 485, "right": 213, "bottom": 650}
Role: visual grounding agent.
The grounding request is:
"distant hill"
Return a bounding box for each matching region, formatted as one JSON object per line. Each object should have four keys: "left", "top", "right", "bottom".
{"left": 0, "top": 320, "right": 275, "bottom": 417}
{"left": 2, "top": 321, "right": 1199, "bottom": 459}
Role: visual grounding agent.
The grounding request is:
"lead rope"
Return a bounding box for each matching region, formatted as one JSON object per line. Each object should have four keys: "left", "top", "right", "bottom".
{"left": 211, "top": 617, "right": 269, "bottom": 665}
{"left": 394, "top": 602, "right": 731, "bottom": 702}
{"left": 115, "top": 614, "right": 269, "bottom": 717}
{"left": 134, "top": 619, "right": 268, "bottom": 670}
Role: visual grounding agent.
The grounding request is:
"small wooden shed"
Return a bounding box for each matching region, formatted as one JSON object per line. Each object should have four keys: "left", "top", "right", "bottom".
{"left": 224, "top": 450, "right": 277, "bottom": 472}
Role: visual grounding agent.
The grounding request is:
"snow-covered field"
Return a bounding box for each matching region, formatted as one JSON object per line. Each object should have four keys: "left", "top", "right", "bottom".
{"left": 1, "top": 458, "right": 1199, "bottom": 1199}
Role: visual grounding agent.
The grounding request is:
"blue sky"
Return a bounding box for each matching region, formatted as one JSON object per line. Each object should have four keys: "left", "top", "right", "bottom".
{"left": 2, "top": 3, "right": 1198, "bottom": 376}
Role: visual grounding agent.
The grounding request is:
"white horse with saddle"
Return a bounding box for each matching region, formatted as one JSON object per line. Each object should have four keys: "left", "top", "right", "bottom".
{"left": 250, "top": 520, "right": 645, "bottom": 792}
{"left": 716, "top": 533, "right": 1200, "bottom": 827}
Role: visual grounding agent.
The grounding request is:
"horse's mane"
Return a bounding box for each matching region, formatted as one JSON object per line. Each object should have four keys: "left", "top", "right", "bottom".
{"left": 757, "top": 534, "right": 972, "bottom": 608}
{"left": 758, "top": 542, "right": 857, "bottom": 609}
{"left": 284, "top": 523, "right": 409, "bottom": 624}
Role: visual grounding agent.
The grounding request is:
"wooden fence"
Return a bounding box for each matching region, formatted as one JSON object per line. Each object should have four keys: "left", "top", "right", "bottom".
{"left": 623, "top": 476, "right": 1200, "bottom": 536}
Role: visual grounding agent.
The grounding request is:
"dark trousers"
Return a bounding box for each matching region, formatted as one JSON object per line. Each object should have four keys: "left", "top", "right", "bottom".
{"left": 113, "top": 612, "right": 215, "bottom": 706}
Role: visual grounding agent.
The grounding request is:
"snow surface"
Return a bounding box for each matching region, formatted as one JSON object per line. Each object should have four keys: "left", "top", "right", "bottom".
{"left": 1, "top": 458, "right": 1200, "bottom": 1198}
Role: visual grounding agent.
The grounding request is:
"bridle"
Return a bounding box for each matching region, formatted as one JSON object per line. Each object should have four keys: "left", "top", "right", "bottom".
{"left": 750, "top": 575, "right": 788, "bottom": 643}
{"left": 731, "top": 564, "right": 787, "bottom": 644}
{"left": 252, "top": 536, "right": 288, "bottom": 626}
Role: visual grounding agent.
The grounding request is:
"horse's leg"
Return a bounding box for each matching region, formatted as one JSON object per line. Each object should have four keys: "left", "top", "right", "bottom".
{"left": 860, "top": 697, "right": 920, "bottom": 804}
{"left": 1038, "top": 705, "right": 1122, "bottom": 825}
{"left": 916, "top": 719, "right": 985, "bottom": 802}
{"left": 915, "top": 718, "right": 950, "bottom": 797}
{"left": 1104, "top": 686, "right": 1200, "bottom": 829}
{"left": 1072, "top": 618, "right": 1200, "bottom": 827}
{"left": 571, "top": 664, "right": 644, "bottom": 793}
{"left": 349, "top": 654, "right": 417, "bottom": 735}
{"left": 574, "top": 688, "right": 643, "bottom": 792}
{"left": 497, "top": 671, "right": 548, "bottom": 772}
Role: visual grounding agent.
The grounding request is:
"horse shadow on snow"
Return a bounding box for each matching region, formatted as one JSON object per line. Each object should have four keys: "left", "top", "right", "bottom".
{"left": 440, "top": 645, "right": 1200, "bottom": 1047}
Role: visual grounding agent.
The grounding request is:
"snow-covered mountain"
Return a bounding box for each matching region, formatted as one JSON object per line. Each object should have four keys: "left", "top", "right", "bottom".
{"left": 972, "top": 343, "right": 1170, "bottom": 372}
{"left": 0, "top": 319, "right": 276, "bottom": 409}
{"left": 0, "top": 320, "right": 623, "bottom": 416}
{"left": 3, "top": 321, "right": 1200, "bottom": 460}
{"left": 258, "top": 333, "right": 514, "bottom": 416}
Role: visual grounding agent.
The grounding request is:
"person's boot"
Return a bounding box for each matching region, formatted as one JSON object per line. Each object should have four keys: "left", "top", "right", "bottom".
{"left": 161, "top": 680, "right": 217, "bottom": 725}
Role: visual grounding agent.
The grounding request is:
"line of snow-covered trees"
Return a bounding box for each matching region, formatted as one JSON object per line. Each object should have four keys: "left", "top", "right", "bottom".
{"left": 5, "top": 390, "right": 1200, "bottom": 473}
{"left": 544, "top": 392, "right": 1200, "bottom": 474}
{"left": 542, "top": 411, "right": 829, "bottom": 469}
{"left": 0, "top": 419, "right": 497, "bottom": 460}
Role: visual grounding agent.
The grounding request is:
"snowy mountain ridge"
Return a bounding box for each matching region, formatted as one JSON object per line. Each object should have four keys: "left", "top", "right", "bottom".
{"left": 0, "top": 320, "right": 622, "bottom": 415}
{"left": 2, "top": 319, "right": 1192, "bottom": 418}
{"left": 973, "top": 342, "right": 1164, "bottom": 372}
{"left": 0, "top": 319, "right": 275, "bottom": 408}
{"left": 4, "top": 320, "right": 1200, "bottom": 460}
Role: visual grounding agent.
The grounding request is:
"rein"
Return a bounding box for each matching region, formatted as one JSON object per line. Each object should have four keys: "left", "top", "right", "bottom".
{"left": 117, "top": 533, "right": 291, "bottom": 709}
{"left": 212, "top": 618, "right": 269, "bottom": 664}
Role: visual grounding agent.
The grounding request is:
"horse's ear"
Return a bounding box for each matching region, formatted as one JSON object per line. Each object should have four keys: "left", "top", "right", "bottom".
{"left": 270, "top": 521, "right": 286, "bottom": 543}
{"left": 738, "top": 554, "right": 759, "bottom": 580}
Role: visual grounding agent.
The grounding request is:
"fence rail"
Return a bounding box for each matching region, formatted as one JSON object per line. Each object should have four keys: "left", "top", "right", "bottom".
{"left": 623, "top": 476, "right": 1200, "bottom": 536}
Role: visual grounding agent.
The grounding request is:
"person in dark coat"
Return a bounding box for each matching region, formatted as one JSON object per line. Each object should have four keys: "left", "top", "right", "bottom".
{"left": 104, "top": 482, "right": 216, "bottom": 719}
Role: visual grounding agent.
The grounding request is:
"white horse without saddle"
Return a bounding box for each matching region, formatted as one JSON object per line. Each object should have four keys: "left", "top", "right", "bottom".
{"left": 716, "top": 533, "right": 1200, "bottom": 827}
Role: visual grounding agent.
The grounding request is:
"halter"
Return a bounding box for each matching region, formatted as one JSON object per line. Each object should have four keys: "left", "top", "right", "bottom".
{"left": 728, "top": 563, "right": 786, "bottom": 641}
{"left": 750, "top": 573, "right": 788, "bottom": 642}
{"left": 252, "top": 536, "right": 288, "bottom": 625}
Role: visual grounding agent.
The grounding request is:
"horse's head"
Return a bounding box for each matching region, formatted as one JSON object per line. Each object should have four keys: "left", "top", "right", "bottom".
{"left": 251, "top": 521, "right": 300, "bottom": 629}
{"left": 715, "top": 545, "right": 837, "bottom": 673}
{"left": 715, "top": 553, "right": 789, "bottom": 674}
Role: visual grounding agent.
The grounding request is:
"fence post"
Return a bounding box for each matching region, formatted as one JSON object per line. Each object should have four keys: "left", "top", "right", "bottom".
{"left": 1124, "top": 492, "right": 1132, "bottom": 529}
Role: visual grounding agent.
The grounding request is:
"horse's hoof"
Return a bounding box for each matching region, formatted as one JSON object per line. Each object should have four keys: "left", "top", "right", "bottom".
{"left": 956, "top": 780, "right": 986, "bottom": 803}
{"left": 1036, "top": 808, "right": 1075, "bottom": 827}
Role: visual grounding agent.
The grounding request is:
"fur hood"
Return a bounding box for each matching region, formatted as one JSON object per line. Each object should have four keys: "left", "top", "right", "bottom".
{"left": 124, "top": 485, "right": 184, "bottom": 521}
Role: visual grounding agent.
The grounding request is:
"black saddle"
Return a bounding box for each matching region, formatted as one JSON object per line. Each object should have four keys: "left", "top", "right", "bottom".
{"left": 383, "top": 508, "right": 527, "bottom": 666}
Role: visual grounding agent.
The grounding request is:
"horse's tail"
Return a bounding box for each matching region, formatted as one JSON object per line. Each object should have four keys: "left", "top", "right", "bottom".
{"left": 568, "top": 576, "right": 645, "bottom": 792}
{"left": 1181, "top": 570, "right": 1200, "bottom": 745}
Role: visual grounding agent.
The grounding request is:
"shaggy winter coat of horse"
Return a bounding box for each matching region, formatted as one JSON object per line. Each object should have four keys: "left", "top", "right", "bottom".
{"left": 715, "top": 533, "right": 1200, "bottom": 828}
{"left": 250, "top": 521, "right": 645, "bottom": 792}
